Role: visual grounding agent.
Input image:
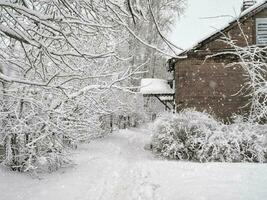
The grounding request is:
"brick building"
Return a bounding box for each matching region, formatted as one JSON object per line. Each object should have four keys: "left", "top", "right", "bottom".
{"left": 170, "top": 0, "right": 267, "bottom": 121}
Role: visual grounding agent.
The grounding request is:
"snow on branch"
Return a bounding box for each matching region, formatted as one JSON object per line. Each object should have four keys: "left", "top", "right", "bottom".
{"left": 0, "top": 0, "right": 185, "bottom": 173}
{"left": 210, "top": 36, "right": 267, "bottom": 122}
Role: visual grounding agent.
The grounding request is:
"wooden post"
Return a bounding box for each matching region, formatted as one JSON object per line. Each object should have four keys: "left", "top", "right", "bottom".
{"left": 110, "top": 115, "right": 113, "bottom": 133}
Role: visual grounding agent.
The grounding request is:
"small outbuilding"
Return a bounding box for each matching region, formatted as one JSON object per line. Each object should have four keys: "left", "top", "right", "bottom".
{"left": 140, "top": 78, "right": 175, "bottom": 111}
{"left": 169, "top": 0, "right": 267, "bottom": 121}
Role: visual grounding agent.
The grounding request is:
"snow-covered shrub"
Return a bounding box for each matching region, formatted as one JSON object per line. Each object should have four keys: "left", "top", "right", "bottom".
{"left": 151, "top": 109, "right": 267, "bottom": 162}
{"left": 0, "top": 87, "right": 75, "bottom": 172}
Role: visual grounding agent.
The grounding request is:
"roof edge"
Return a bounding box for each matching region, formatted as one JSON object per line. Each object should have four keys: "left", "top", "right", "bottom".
{"left": 176, "top": 0, "right": 267, "bottom": 58}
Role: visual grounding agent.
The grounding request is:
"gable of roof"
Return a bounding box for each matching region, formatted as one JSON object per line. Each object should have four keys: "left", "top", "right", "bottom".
{"left": 179, "top": 0, "right": 267, "bottom": 56}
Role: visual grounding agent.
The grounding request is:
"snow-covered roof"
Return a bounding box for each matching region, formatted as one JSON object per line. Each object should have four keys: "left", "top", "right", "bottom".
{"left": 159, "top": 95, "right": 174, "bottom": 101}
{"left": 140, "top": 78, "right": 174, "bottom": 95}
{"left": 179, "top": 0, "right": 267, "bottom": 56}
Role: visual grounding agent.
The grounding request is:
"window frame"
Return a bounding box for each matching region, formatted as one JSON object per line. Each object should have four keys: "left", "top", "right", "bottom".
{"left": 256, "top": 18, "right": 267, "bottom": 46}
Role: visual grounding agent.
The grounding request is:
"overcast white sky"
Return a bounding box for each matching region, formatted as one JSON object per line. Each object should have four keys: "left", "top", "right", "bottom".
{"left": 169, "top": 0, "right": 261, "bottom": 51}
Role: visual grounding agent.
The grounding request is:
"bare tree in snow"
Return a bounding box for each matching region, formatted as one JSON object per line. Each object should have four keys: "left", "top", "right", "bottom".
{"left": 223, "top": 42, "right": 267, "bottom": 122}
{"left": 209, "top": 27, "right": 267, "bottom": 123}
{"left": 125, "top": 0, "right": 186, "bottom": 119}
{"left": 0, "top": 0, "right": 185, "bottom": 172}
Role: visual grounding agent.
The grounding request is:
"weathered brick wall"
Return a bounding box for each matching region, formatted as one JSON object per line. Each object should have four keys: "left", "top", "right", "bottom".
{"left": 198, "top": 18, "right": 254, "bottom": 52}
{"left": 175, "top": 58, "right": 248, "bottom": 120}
{"left": 196, "top": 9, "right": 267, "bottom": 52}
{"left": 174, "top": 9, "right": 267, "bottom": 121}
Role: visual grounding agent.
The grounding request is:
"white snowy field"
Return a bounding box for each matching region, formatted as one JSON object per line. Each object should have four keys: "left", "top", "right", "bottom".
{"left": 1, "top": 128, "right": 267, "bottom": 200}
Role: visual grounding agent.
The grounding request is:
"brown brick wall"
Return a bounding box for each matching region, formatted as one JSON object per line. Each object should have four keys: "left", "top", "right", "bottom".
{"left": 175, "top": 58, "right": 248, "bottom": 120}
{"left": 175, "top": 9, "right": 267, "bottom": 121}
{"left": 198, "top": 19, "right": 254, "bottom": 52}
{"left": 196, "top": 9, "right": 267, "bottom": 52}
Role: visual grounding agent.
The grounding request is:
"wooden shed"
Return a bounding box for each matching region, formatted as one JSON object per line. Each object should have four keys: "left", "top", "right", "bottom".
{"left": 170, "top": 0, "right": 267, "bottom": 121}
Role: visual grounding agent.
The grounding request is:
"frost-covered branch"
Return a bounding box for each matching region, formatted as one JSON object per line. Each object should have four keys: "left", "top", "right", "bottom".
{"left": 0, "top": 0, "right": 185, "bottom": 173}
{"left": 211, "top": 37, "right": 267, "bottom": 122}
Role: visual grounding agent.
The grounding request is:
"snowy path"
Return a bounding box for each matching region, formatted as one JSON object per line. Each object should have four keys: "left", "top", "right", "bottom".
{"left": 1, "top": 128, "right": 267, "bottom": 200}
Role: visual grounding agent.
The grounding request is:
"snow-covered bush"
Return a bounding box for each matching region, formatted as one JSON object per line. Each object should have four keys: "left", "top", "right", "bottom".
{"left": 151, "top": 109, "right": 267, "bottom": 162}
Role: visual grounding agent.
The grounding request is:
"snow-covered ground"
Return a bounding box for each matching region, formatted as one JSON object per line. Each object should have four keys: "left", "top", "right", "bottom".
{"left": 1, "top": 128, "right": 267, "bottom": 200}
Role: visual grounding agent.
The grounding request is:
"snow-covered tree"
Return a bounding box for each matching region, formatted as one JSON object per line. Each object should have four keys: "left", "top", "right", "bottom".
{"left": 126, "top": 0, "right": 186, "bottom": 119}
{"left": 127, "top": 0, "right": 185, "bottom": 79}
{"left": 0, "top": 0, "right": 185, "bottom": 172}
{"left": 213, "top": 35, "right": 267, "bottom": 122}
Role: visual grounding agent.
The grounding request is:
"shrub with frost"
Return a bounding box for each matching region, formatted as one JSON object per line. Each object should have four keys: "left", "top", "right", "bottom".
{"left": 151, "top": 109, "right": 267, "bottom": 162}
